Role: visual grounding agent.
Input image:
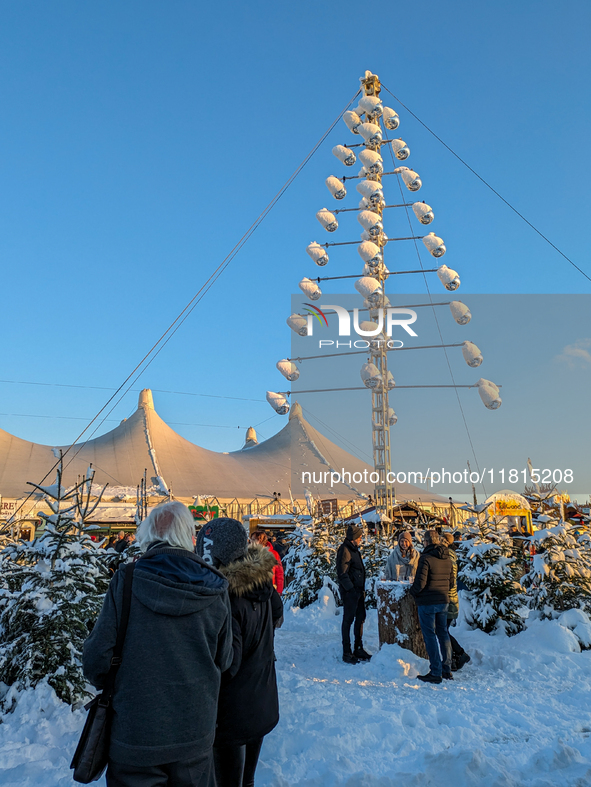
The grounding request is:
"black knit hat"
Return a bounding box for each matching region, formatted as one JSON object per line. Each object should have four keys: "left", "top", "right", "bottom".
{"left": 347, "top": 524, "right": 363, "bottom": 541}
{"left": 195, "top": 517, "right": 248, "bottom": 567}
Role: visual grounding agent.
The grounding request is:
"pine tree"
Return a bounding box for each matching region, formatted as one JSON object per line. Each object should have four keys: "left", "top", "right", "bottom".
{"left": 457, "top": 533, "right": 526, "bottom": 635}
{"left": 360, "top": 529, "right": 392, "bottom": 608}
{"left": 283, "top": 518, "right": 345, "bottom": 608}
{"left": 0, "top": 457, "right": 112, "bottom": 707}
{"left": 521, "top": 525, "right": 591, "bottom": 618}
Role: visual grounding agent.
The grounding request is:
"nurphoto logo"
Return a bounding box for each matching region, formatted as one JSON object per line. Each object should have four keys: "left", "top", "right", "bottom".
{"left": 301, "top": 304, "right": 418, "bottom": 349}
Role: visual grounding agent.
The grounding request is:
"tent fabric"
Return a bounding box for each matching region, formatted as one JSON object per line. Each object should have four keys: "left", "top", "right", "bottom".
{"left": 0, "top": 390, "right": 448, "bottom": 504}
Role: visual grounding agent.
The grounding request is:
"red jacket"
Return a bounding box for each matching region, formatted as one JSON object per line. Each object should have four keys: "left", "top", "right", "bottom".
{"left": 268, "top": 544, "right": 284, "bottom": 594}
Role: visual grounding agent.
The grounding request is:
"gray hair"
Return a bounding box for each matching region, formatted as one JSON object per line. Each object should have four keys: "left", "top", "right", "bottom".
{"left": 424, "top": 529, "right": 441, "bottom": 546}
{"left": 136, "top": 501, "right": 195, "bottom": 552}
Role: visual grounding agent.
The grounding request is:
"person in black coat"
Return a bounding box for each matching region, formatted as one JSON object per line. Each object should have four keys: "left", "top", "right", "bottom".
{"left": 196, "top": 518, "right": 282, "bottom": 787}
{"left": 336, "top": 524, "right": 371, "bottom": 664}
{"left": 409, "top": 529, "right": 453, "bottom": 684}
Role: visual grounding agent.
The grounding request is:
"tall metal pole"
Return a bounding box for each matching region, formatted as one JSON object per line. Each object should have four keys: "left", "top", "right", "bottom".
{"left": 360, "top": 73, "right": 394, "bottom": 517}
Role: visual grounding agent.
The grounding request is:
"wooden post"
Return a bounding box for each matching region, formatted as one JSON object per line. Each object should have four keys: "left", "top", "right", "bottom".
{"left": 376, "top": 580, "right": 428, "bottom": 660}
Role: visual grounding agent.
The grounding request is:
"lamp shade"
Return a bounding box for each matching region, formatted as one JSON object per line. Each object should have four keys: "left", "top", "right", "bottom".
{"left": 358, "top": 148, "right": 383, "bottom": 175}
{"left": 391, "top": 138, "right": 410, "bottom": 160}
{"left": 357, "top": 122, "right": 382, "bottom": 148}
{"left": 266, "top": 391, "right": 290, "bottom": 415}
{"left": 437, "top": 265, "right": 461, "bottom": 291}
{"left": 276, "top": 360, "right": 300, "bottom": 382}
{"left": 326, "top": 176, "right": 346, "bottom": 200}
{"left": 316, "top": 208, "right": 338, "bottom": 232}
{"left": 360, "top": 362, "right": 382, "bottom": 388}
{"left": 476, "top": 378, "right": 502, "bottom": 410}
{"left": 358, "top": 95, "right": 383, "bottom": 117}
{"left": 422, "top": 232, "right": 446, "bottom": 258}
{"left": 399, "top": 168, "right": 422, "bottom": 191}
{"left": 306, "top": 241, "right": 329, "bottom": 266}
{"left": 462, "top": 341, "right": 483, "bottom": 367}
{"left": 332, "top": 144, "right": 356, "bottom": 166}
{"left": 358, "top": 210, "right": 383, "bottom": 237}
{"left": 357, "top": 240, "right": 382, "bottom": 268}
{"left": 287, "top": 313, "right": 308, "bottom": 336}
{"left": 412, "top": 202, "right": 434, "bottom": 225}
{"left": 449, "top": 301, "right": 471, "bottom": 325}
{"left": 298, "top": 277, "right": 321, "bottom": 300}
{"left": 343, "top": 110, "right": 362, "bottom": 134}
{"left": 382, "top": 107, "right": 400, "bottom": 130}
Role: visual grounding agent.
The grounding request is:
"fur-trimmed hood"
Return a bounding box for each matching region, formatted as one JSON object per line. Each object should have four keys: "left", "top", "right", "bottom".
{"left": 220, "top": 543, "right": 276, "bottom": 597}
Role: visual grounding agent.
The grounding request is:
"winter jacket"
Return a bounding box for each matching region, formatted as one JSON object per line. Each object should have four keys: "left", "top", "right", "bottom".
{"left": 83, "top": 544, "right": 233, "bottom": 767}
{"left": 384, "top": 545, "right": 420, "bottom": 582}
{"left": 336, "top": 539, "right": 366, "bottom": 594}
{"left": 409, "top": 543, "right": 453, "bottom": 606}
{"left": 447, "top": 547, "right": 459, "bottom": 619}
{"left": 215, "top": 544, "right": 283, "bottom": 747}
{"left": 268, "top": 543, "right": 285, "bottom": 594}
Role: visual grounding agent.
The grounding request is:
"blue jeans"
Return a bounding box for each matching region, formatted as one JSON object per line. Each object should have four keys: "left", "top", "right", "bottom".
{"left": 417, "top": 603, "right": 452, "bottom": 677}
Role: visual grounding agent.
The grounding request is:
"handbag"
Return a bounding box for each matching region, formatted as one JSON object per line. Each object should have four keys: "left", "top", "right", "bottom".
{"left": 71, "top": 561, "right": 136, "bottom": 783}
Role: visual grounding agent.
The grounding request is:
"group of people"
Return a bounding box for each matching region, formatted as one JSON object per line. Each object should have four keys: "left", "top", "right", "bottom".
{"left": 84, "top": 503, "right": 284, "bottom": 787}
{"left": 337, "top": 524, "right": 470, "bottom": 682}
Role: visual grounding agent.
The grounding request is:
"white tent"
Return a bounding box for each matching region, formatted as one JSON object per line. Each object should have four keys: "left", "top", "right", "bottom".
{"left": 0, "top": 390, "right": 448, "bottom": 504}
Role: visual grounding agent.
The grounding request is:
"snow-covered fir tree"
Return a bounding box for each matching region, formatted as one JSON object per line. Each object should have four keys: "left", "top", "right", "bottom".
{"left": 521, "top": 525, "right": 591, "bottom": 618}
{"left": 457, "top": 532, "right": 526, "bottom": 635}
{"left": 360, "top": 529, "right": 392, "bottom": 608}
{"left": 0, "top": 458, "right": 112, "bottom": 707}
{"left": 283, "top": 518, "right": 345, "bottom": 608}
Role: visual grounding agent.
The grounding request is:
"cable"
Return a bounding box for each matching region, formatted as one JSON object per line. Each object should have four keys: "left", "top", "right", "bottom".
{"left": 382, "top": 83, "right": 591, "bottom": 285}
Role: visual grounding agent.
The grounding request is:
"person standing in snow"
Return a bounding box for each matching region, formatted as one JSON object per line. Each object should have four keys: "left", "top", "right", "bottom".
{"left": 409, "top": 529, "right": 453, "bottom": 684}
{"left": 83, "top": 501, "right": 233, "bottom": 787}
{"left": 336, "top": 524, "right": 371, "bottom": 664}
{"left": 443, "top": 532, "right": 470, "bottom": 672}
{"left": 250, "top": 529, "right": 285, "bottom": 594}
{"left": 197, "top": 518, "right": 283, "bottom": 787}
{"left": 384, "top": 531, "right": 420, "bottom": 581}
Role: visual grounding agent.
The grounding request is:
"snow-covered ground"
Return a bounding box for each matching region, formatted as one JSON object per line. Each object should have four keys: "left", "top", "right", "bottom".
{"left": 2, "top": 595, "right": 591, "bottom": 786}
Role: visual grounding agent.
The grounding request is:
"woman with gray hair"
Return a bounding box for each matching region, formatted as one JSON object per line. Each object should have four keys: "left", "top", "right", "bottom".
{"left": 83, "top": 501, "right": 233, "bottom": 786}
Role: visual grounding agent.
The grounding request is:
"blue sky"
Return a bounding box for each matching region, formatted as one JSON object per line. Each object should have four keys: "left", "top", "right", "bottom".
{"left": 0, "top": 1, "right": 589, "bottom": 497}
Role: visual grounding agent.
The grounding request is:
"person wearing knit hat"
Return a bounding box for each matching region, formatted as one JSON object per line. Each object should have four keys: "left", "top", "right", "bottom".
{"left": 336, "top": 523, "right": 371, "bottom": 664}
{"left": 197, "top": 517, "right": 283, "bottom": 787}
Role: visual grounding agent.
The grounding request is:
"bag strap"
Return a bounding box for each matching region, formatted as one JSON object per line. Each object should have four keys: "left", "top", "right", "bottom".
{"left": 100, "top": 562, "right": 135, "bottom": 703}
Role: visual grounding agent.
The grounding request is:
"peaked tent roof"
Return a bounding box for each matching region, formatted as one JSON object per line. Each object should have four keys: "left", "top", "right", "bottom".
{"left": 0, "top": 390, "right": 448, "bottom": 504}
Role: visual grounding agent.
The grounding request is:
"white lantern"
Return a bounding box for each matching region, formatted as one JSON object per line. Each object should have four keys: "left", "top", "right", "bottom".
{"left": 388, "top": 407, "right": 398, "bottom": 426}
{"left": 359, "top": 197, "right": 370, "bottom": 210}
{"left": 343, "top": 110, "right": 362, "bottom": 134}
{"left": 386, "top": 371, "right": 396, "bottom": 390}
{"left": 357, "top": 240, "right": 382, "bottom": 268}
{"left": 364, "top": 293, "right": 390, "bottom": 310}
{"left": 355, "top": 277, "right": 383, "bottom": 304}
{"left": 399, "top": 168, "right": 422, "bottom": 191}
{"left": 360, "top": 362, "right": 382, "bottom": 389}
{"left": 476, "top": 378, "right": 502, "bottom": 410}
{"left": 382, "top": 107, "right": 400, "bottom": 130}
{"left": 306, "top": 241, "right": 328, "bottom": 266}
{"left": 358, "top": 148, "right": 383, "bottom": 176}
{"left": 391, "top": 138, "right": 410, "bottom": 160}
{"left": 449, "top": 301, "right": 471, "bottom": 325}
{"left": 358, "top": 122, "right": 382, "bottom": 148}
{"left": 362, "top": 229, "right": 388, "bottom": 247}
{"left": 287, "top": 313, "right": 308, "bottom": 336}
{"left": 358, "top": 210, "right": 383, "bottom": 237}
{"left": 412, "top": 202, "right": 434, "bottom": 225}
{"left": 356, "top": 179, "right": 383, "bottom": 208}
{"left": 422, "top": 232, "right": 446, "bottom": 258}
{"left": 266, "top": 391, "right": 290, "bottom": 415}
{"left": 462, "top": 341, "right": 483, "bottom": 367}
{"left": 358, "top": 95, "right": 383, "bottom": 117}
{"left": 316, "top": 208, "right": 338, "bottom": 232}
{"left": 326, "top": 176, "right": 346, "bottom": 200}
{"left": 276, "top": 360, "right": 300, "bottom": 382}
{"left": 332, "top": 144, "right": 356, "bottom": 166}
{"left": 299, "top": 277, "right": 321, "bottom": 300}
{"left": 357, "top": 320, "right": 382, "bottom": 337}
{"left": 437, "top": 265, "right": 461, "bottom": 291}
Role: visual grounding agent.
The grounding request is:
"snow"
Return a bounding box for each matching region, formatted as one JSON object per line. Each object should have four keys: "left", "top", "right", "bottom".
{"left": 2, "top": 600, "right": 591, "bottom": 785}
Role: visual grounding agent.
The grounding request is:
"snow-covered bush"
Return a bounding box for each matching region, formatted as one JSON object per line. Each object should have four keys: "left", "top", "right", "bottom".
{"left": 458, "top": 534, "right": 526, "bottom": 636}
{"left": 359, "top": 530, "right": 392, "bottom": 608}
{"left": 283, "top": 519, "right": 344, "bottom": 609}
{"left": 521, "top": 525, "right": 591, "bottom": 618}
{"left": 0, "top": 460, "right": 112, "bottom": 708}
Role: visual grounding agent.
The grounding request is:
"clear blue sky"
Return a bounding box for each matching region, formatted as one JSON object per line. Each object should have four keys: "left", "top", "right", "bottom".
{"left": 0, "top": 1, "right": 589, "bottom": 497}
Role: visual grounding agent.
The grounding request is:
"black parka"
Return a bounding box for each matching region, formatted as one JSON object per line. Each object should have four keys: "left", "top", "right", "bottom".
{"left": 336, "top": 539, "right": 366, "bottom": 593}
{"left": 215, "top": 544, "right": 283, "bottom": 747}
{"left": 409, "top": 543, "right": 453, "bottom": 606}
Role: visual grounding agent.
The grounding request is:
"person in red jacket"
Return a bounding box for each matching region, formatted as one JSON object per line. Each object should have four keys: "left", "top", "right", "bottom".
{"left": 250, "top": 530, "right": 284, "bottom": 594}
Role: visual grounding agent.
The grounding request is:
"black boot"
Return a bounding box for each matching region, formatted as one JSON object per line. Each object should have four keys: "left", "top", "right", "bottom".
{"left": 343, "top": 651, "right": 359, "bottom": 664}
{"left": 353, "top": 644, "right": 372, "bottom": 662}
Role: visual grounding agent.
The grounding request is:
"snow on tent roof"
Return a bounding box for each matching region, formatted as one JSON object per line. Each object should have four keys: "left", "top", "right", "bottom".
{"left": 0, "top": 391, "right": 449, "bottom": 504}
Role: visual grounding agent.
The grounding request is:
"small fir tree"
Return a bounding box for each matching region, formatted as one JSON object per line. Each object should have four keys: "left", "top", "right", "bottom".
{"left": 457, "top": 533, "right": 526, "bottom": 635}
{"left": 0, "top": 457, "right": 112, "bottom": 707}
{"left": 360, "top": 529, "right": 392, "bottom": 608}
{"left": 521, "top": 525, "right": 591, "bottom": 618}
{"left": 283, "top": 518, "right": 345, "bottom": 608}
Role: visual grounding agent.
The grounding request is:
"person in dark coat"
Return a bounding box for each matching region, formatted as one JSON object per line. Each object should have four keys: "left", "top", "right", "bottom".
{"left": 409, "top": 529, "right": 453, "bottom": 684}
{"left": 336, "top": 523, "right": 370, "bottom": 664}
{"left": 83, "top": 501, "right": 233, "bottom": 787}
{"left": 196, "top": 518, "right": 282, "bottom": 787}
{"left": 443, "top": 532, "right": 470, "bottom": 671}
